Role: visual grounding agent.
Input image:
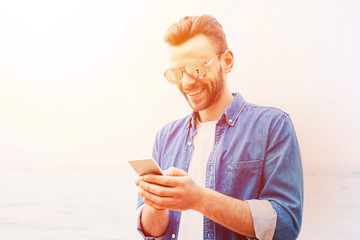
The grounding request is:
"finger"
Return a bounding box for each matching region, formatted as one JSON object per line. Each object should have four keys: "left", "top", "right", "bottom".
{"left": 143, "top": 175, "right": 180, "bottom": 187}
{"left": 143, "top": 197, "right": 167, "bottom": 210}
{"left": 163, "top": 167, "right": 187, "bottom": 177}
{"left": 140, "top": 188, "right": 174, "bottom": 206}
{"left": 140, "top": 181, "right": 175, "bottom": 197}
{"left": 143, "top": 196, "right": 180, "bottom": 212}
{"left": 135, "top": 176, "right": 144, "bottom": 186}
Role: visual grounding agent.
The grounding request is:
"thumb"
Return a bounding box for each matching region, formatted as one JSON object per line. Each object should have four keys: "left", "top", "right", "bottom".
{"left": 163, "top": 167, "right": 187, "bottom": 176}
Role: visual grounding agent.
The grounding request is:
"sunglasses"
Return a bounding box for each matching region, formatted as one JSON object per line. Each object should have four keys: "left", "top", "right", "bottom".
{"left": 164, "top": 51, "right": 225, "bottom": 84}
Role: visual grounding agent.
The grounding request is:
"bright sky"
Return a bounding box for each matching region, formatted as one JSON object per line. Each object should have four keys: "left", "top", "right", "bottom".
{"left": 0, "top": 0, "right": 359, "bottom": 172}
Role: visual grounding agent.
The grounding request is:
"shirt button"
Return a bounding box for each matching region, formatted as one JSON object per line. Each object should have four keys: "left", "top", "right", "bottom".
{"left": 207, "top": 232, "right": 210, "bottom": 238}
{"left": 172, "top": 233, "right": 176, "bottom": 238}
{"left": 187, "top": 141, "right": 192, "bottom": 146}
{"left": 228, "top": 119, "right": 233, "bottom": 123}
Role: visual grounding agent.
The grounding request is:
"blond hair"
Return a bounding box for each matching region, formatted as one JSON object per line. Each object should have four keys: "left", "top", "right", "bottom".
{"left": 164, "top": 15, "right": 228, "bottom": 52}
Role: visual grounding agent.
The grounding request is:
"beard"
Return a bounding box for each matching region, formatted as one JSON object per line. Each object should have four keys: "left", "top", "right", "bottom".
{"left": 181, "top": 67, "right": 225, "bottom": 112}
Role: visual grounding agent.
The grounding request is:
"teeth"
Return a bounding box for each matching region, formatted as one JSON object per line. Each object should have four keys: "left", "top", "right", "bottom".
{"left": 188, "top": 89, "right": 202, "bottom": 96}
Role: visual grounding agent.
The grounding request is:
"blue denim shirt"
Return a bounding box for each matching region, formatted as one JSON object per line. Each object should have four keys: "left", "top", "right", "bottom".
{"left": 137, "top": 93, "right": 303, "bottom": 240}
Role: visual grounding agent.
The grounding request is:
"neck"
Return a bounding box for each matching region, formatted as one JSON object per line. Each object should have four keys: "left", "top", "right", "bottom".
{"left": 197, "top": 90, "right": 234, "bottom": 123}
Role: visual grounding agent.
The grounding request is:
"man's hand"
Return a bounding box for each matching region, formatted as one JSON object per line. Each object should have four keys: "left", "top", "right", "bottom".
{"left": 135, "top": 167, "right": 256, "bottom": 238}
{"left": 135, "top": 167, "right": 204, "bottom": 211}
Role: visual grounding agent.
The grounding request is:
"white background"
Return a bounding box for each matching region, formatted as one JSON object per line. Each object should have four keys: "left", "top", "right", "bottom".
{"left": 0, "top": 0, "right": 359, "bottom": 239}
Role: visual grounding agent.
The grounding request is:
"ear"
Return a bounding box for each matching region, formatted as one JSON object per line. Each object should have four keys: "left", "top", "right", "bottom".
{"left": 222, "top": 50, "right": 234, "bottom": 73}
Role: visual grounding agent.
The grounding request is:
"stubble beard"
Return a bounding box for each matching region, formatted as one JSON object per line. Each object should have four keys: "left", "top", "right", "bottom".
{"left": 183, "top": 67, "right": 225, "bottom": 113}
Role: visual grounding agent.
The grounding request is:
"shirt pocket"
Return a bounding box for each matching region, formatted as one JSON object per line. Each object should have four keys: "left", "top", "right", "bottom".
{"left": 226, "top": 159, "right": 264, "bottom": 200}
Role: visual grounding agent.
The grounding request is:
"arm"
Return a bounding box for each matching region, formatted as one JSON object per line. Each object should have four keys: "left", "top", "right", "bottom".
{"left": 135, "top": 128, "right": 170, "bottom": 238}
{"left": 136, "top": 176, "right": 169, "bottom": 238}
{"left": 197, "top": 187, "right": 256, "bottom": 238}
{"left": 139, "top": 203, "right": 169, "bottom": 237}
{"left": 261, "top": 115, "right": 303, "bottom": 239}
{"left": 137, "top": 167, "right": 256, "bottom": 238}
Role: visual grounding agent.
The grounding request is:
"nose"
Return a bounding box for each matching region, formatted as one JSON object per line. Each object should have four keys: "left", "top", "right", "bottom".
{"left": 181, "top": 72, "right": 196, "bottom": 88}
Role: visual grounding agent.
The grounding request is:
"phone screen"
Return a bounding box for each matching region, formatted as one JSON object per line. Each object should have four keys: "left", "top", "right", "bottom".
{"left": 128, "top": 158, "right": 163, "bottom": 176}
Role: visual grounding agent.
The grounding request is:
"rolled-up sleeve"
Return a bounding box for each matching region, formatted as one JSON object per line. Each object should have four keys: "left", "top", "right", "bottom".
{"left": 136, "top": 204, "right": 165, "bottom": 240}
{"left": 260, "top": 114, "right": 304, "bottom": 240}
{"left": 246, "top": 199, "right": 277, "bottom": 240}
{"left": 136, "top": 130, "right": 166, "bottom": 240}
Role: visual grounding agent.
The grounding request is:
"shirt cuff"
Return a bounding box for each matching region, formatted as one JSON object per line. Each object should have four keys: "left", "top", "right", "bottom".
{"left": 137, "top": 204, "right": 165, "bottom": 240}
{"left": 245, "top": 199, "right": 277, "bottom": 240}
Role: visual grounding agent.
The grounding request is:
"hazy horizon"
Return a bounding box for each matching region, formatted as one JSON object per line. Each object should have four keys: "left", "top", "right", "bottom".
{"left": 1, "top": 0, "right": 359, "bottom": 239}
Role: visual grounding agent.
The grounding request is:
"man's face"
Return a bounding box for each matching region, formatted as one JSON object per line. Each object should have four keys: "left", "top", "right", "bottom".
{"left": 168, "top": 35, "right": 226, "bottom": 113}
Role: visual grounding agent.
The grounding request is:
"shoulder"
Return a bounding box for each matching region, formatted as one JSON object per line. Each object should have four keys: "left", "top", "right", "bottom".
{"left": 239, "top": 101, "right": 293, "bottom": 139}
{"left": 230, "top": 93, "right": 289, "bottom": 127}
{"left": 243, "top": 102, "right": 288, "bottom": 118}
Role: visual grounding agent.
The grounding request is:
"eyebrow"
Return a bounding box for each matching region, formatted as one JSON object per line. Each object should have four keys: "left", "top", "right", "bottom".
{"left": 172, "top": 57, "right": 210, "bottom": 69}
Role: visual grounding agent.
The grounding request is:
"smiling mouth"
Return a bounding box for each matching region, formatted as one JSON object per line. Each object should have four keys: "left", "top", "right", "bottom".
{"left": 187, "top": 88, "right": 204, "bottom": 96}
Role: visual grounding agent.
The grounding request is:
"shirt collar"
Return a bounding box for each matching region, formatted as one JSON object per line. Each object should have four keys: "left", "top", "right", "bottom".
{"left": 187, "top": 92, "right": 246, "bottom": 129}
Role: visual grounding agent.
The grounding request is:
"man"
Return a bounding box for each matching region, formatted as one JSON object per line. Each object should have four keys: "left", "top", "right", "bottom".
{"left": 135, "top": 15, "right": 303, "bottom": 240}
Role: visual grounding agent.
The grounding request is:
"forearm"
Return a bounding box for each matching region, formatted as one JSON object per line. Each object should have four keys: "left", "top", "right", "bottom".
{"left": 195, "top": 187, "right": 256, "bottom": 238}
{"left": 140, "top": 204, "right": 169, "bottom": 237}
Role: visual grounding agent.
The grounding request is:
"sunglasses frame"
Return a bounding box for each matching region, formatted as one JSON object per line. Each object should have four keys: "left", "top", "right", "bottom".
{"left": 164, "top": 50, "right": 225, "bottom": 84}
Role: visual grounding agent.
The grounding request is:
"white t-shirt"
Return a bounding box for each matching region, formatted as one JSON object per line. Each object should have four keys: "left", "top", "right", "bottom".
{"left": 177, "top": 120, "right": 217, "bottom": 240}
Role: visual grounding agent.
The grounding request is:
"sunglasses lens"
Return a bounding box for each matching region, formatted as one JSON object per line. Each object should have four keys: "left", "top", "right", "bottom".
{"left": 164, "top": 62, "right": 208, "bottom": 84}
{"left": 164, "top": 68, "right": 182, "bottom": 84}
{"left": 185, "top": 62, "right": 207, "bottom": 79}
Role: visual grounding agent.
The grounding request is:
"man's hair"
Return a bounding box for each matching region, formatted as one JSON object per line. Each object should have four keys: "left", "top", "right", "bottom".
{"left": 164, "top": 14, "right": 228, "bottom": 52}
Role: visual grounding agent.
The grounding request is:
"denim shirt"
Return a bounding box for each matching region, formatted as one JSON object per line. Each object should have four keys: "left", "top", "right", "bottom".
{"left": 137, "top": 93, "right": 303, "bottom": 240}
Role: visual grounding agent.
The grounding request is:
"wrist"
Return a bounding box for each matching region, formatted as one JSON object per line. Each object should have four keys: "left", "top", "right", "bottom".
{"left": 141, "top": 204, "right": 169, "bottom": 237}
{"left": 193, "top": 186, "right": 208, "bottom": 213}
{"left": 145, "top": 203, "right": 168, "bottom": 214}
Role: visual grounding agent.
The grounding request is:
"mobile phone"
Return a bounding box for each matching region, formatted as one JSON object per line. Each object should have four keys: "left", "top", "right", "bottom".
{"left": 128, "top": 158, "right": 163, "bottom": 176}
